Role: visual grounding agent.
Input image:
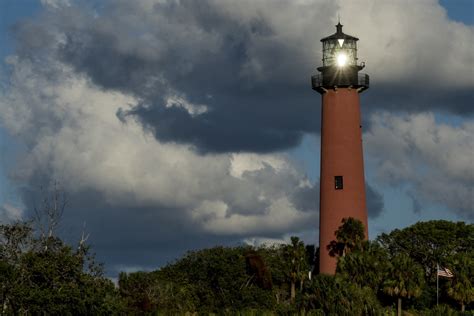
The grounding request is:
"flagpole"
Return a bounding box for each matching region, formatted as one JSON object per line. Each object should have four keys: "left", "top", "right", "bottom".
{"left": 436, "top": 263, "right": 439, "bottom": 306}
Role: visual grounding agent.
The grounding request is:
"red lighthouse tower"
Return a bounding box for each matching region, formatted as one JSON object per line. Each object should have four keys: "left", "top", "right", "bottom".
{"left": 312, "top": 22, "right": 369, "bottom": 274}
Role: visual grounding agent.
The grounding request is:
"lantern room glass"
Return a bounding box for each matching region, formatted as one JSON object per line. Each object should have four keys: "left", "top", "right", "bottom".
{"left": 322, "top": 38, "right": 357, "bottom": 67}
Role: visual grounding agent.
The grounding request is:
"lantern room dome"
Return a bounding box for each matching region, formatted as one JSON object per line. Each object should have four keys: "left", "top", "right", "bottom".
{"left": 321, "top": 23, "right": 359, "bottom": 42}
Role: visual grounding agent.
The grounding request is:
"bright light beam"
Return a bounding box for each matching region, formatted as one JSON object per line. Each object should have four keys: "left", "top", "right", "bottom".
{"left": 336, "top": 52, "right": 347, "bottom": 67}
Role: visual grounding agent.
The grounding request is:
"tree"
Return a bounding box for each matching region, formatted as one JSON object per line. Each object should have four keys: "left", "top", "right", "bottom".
{"left": 282, "top": 236, "right": 308, "bottom": 302}
{"left": 0, "top": 222, "right": 33, "bottom": 264}
{"left": 153, "top": 246, "right": 275, "bottom": 313}
{"left": 245, "top": 251, "right": 272, "bottom": 290}
{"left": 337, "top": 241, "right": 390, "bottom": 293}
{"left": 256, "top": 244, "right": 290, "bottom": 304}
{"left": 328, "top": 217, "right": 365, "bottom": 258}
{"left": 446, "top": 253, "right": 474, "bottom": 312}
{"left": 383, "top": 253, "right": 425, "bottom": 316}
{"left": 377, "top": 220, "right": 474, "bottom": 278}
{"left": 119, "top": 271, "right": 161, "bottom": 313}
{"left": 0, "top": 183, "right": 122, "bottom": 314}
{"left": 0, "top": 222, "right": 33, "bottom": 314}
{"left": 0, "top": 221, "right": 120, "bottom": 314}
{"left": 32, "top": 181, "right": 67, "bottom": 244}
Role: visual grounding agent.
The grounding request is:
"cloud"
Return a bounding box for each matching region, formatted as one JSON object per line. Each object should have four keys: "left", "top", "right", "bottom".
{"left": 365, "top": 111, "right": 474, "bottom": 220}
{"left": 339, "top": 0, "right": 474, "bottom": 115}
{"left": 0, "top": 203, "right": 23, "bottom": 223}
{"left": 243, "top": 236, "right": 288, "bottom": 247}
{"left": 0, "top": 60, "right": 316, "bottom": 222}
{"left": 0, "top": 0, "right": 471, "bottom": 274}
{"left": 0, "top": 50, "right": 317, "bottom": 273}
{"left": 195, "top": 197, "right": 314, "bottom": 235}
{"left": 341, "top": 0, "right": 473, "bottom": 87}
{"left": 10, "top": 0, "right": 471, "bottom": 154}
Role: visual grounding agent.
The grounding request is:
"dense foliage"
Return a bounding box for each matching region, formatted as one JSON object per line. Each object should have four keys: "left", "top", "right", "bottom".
{"left": 1, "top": 218, "right": 473, "bottom": 315}
{"left": 0, "top": 222, "right": 121, "bottom": 314}
{"left": 377, "top": 221, "right": 473, "bottom": 278}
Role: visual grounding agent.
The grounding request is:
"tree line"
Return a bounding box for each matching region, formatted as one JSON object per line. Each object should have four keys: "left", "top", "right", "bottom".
{"left": 1, "top": 192, "right": 473, "bottom": 315}
{"left": 116, "top": 218, "right": 473, "bottom": 315}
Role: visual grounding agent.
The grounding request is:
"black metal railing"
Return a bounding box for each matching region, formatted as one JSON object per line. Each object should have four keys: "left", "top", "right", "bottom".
{"left": 358, "top": 73, "right": 369, "bottom": 86}
{"left": 311, "top": 72, "right": 369, "bottom": 93}
{"left": 311, "top": 74, "right": 323, "bottom": 88}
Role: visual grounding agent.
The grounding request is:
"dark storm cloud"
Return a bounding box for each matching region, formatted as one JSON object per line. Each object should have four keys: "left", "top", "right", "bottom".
{"left": 47, "top": 0, "right": 322, "bottom": 153}
{"left": 30, "top": 0, "right": 469, "bottom": 154}
{"left": 58, "top": 1, "right": 474, "bottom": 152}
{"left": 118, "top": 91, "right": 314, "bottom": 153}
{"left": 363, "top": 84, "right": 474, "bottom": 119}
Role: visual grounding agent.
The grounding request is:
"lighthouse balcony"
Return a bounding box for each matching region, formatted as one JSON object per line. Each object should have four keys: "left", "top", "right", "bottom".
{"left": 312, "top": 72, "right": 369, "bottom": 93}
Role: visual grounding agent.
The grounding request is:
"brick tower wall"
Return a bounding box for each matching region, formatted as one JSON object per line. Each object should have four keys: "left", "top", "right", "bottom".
{"left": 319, "top": 88, "right": 368, "bottom": 275}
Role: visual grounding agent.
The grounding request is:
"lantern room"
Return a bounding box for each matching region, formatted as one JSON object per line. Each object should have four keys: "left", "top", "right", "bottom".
{"left": 322, "top": 22, "right": 358, "bottom": 67}
{"left": 312, "top": 22, "right": 369, "bottom": 93}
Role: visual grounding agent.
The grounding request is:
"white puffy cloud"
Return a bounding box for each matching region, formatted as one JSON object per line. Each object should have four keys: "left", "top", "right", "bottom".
{"left": 229, "top": 153, "right": 290, "bottom": 179}
{"left": 165, "top": 93, "right": 208, "bottom": 116}
{"left": 0, "top": 51, "right": 317, "bottom": 239}
{"left": 365, "top": 112, "right": 474, "bottom": 219}
{"left": 339, "top": 0, "right": 474, "bottom": 88}
{"left": 196, "top": 197, "right": 314, "bottom": 235}
{"left": 243, "top": 236, "right": 288, "bottom": 247}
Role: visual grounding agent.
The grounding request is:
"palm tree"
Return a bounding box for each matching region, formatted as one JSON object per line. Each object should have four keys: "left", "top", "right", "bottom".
{"left": 337, "top": 241, "right": 389, "bottom": 293}
{"left": 283, "top": 236, "right": 308, "bottom": 302}
{"left": 328, "top": 217, "right": 365, "bottom": 258}
{"left": 383, "top": 253, "right": 425, "bottom": 316}
{"left": 446, "top": 253, "right": 474, "bottom": 312}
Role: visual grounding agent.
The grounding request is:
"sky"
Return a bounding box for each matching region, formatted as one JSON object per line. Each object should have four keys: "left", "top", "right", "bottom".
{"left": 0, "top": 0, "right": 472, "bottom": 277}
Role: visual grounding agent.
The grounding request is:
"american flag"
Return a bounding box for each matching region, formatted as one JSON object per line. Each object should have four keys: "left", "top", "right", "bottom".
{"left": 437, "top": 266, "right": 454, "bottom": 278}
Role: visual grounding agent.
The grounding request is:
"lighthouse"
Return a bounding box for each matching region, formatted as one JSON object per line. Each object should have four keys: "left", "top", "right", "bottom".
{"left": 312, "top": 22, "right": 369, "bottom": 274}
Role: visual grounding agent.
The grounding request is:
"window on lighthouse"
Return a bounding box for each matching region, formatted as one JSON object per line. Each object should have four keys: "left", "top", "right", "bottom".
{"left": 335, "top": 176, "right": 344, "bottom": 190}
